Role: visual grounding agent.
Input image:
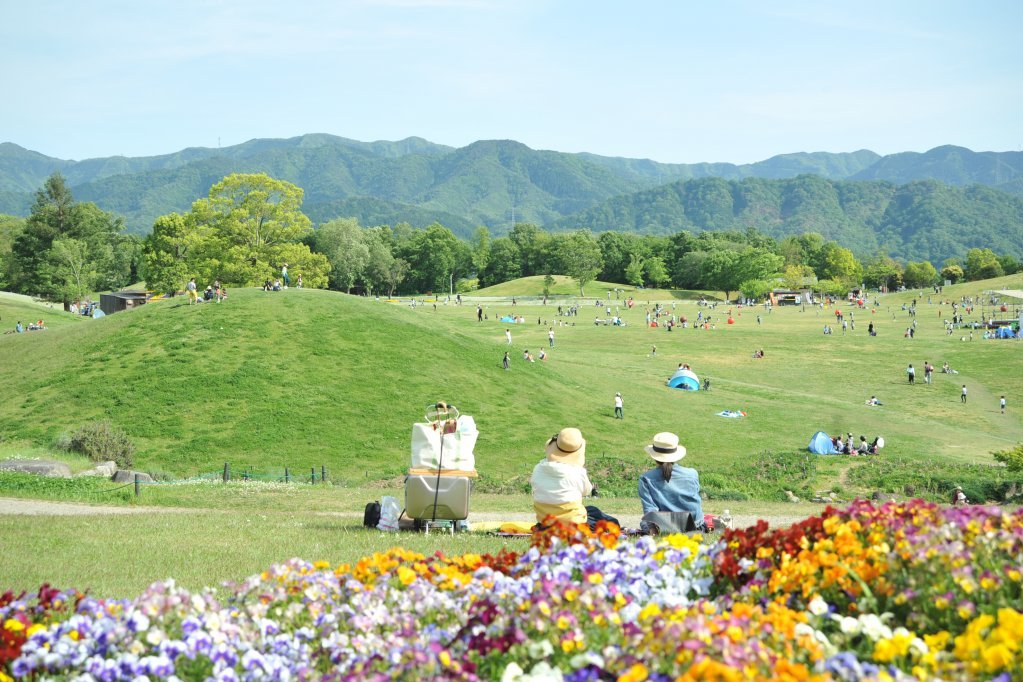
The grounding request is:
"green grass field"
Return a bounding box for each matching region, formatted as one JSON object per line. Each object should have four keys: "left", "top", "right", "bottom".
{"left": 1, "top": 274, "right": 1021, "bottom": 596}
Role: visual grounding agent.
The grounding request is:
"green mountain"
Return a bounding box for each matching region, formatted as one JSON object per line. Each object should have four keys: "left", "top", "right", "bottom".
{"left": 550, "top": 175, "right": 1023, "bottom": 263}
{"left": 850, "top": 145, "right": 1023, "bottom": 187}
{"left": 0, "top": 137, "right": 1021, "bottom": 259}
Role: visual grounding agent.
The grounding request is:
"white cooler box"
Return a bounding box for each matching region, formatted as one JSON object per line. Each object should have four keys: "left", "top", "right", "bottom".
{"left": 405, "top": 474, "right": 471, "bottom": 521}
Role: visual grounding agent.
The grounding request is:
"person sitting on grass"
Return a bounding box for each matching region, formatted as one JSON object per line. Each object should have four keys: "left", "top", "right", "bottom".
{"left": 857, "top": 435, "right": 870, "bottom": 454}
{"left": 531, "top": 428, "right": 617, "bottom": 530}
{"left": 865, "top": 395, "right": 882, "bottom": 406}
{"left": 638, "top": 432, "right": 705, "bottom": 533}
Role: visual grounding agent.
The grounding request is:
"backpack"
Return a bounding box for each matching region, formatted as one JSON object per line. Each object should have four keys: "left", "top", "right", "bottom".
{"left": 363, "top": 501, "right": 381, "bottom": 528}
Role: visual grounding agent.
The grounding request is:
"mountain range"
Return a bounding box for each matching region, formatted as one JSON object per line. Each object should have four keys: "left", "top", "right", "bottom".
{"left": 1, "top": 135, "right": 1022, "bottom": 262}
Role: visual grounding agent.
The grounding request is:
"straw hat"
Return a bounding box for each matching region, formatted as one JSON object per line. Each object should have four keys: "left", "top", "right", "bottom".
{"left": 545, "top": 427, "right": 586, "bottom": 466}
{"left": 644, "top": 432, "right": 686, "bottom": 463}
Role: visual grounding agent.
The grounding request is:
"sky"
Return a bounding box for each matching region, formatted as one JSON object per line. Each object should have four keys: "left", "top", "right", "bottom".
{"left": 2, "top": 0, "right": 1021, "bottom": 164}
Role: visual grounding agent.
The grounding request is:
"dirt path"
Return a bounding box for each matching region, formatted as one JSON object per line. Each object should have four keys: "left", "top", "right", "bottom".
{"left": 0, "top": 497, "right": 806, "bottom": 530}
{"left": 0, "top": 498, "right": 194, "bottom": 516}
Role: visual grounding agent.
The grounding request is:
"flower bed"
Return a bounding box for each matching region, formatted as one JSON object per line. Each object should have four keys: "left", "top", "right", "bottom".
{"left": 3, "top": 500, "right": 1021, "bottom": 681}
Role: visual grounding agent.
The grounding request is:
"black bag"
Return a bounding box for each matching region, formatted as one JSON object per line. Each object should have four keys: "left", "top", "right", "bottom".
{"left": 363, "top": 501, "right": 381, "bottom": 528}
{"left": 641, "top": 511, "right": 695, "bottom": 535}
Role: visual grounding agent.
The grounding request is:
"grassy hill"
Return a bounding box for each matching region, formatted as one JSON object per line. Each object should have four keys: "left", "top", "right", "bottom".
{"left": 471, "top": 275, "right": 708, "bottom": 301}
{"left": 2, "top": 275, "right": 1022, "bottom": 502}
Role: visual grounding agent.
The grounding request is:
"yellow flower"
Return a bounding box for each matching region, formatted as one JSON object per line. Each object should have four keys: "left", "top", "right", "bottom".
{"left": 0, "top": 671, "right": 14, "bottom": 682}
{"left": 396, "top": 566, "right": 416, "bottom": 586}
{"left": 312, "top": 560, "right": 330, "bottom": 570}
{"left": 982, "top": 644, "right": 1014, "bottom": 671}
{"left": 638, "top": 603, "right": 662, "bottom": 621}
{"left": 617, "top": 663, "right": 648, "bottom": 682}
{"left": 587, "top": 573, "right": 603, "bottom": 584}
{"left": 439, "top": 650, "right": 452, "bottom": 667}
{"left": 556, "top": 615, "right": 571, "bottom": 630}
{"left": 564, "top": 588, "right": 579, "bottom": 602}
{"left": 3, "top": 618, "right": 24, "bottom": 632}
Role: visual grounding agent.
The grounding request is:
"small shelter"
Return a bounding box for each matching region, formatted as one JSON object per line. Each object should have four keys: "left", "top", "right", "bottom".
{"left": 99, "top": 291, "right": 149, "bottom": 316}
{"left": 667, "top": 368, "right": 700, "bottom": 390}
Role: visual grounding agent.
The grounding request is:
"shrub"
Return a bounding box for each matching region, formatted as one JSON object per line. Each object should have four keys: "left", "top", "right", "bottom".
{"left": 993, "top": 443, "right": 1023, "bottom": 472}
{"left": 68, "top": 421, "right": 134, "bottom": 470}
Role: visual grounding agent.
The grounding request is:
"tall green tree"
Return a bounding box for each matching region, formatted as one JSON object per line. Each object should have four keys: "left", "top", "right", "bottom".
{"left": 964, "top": 248, "right": 1003, "bottom": 281}
{"left": 470, "top": 226, "right": 491, "bottom": 280}
{"left": 0, "top": 215, "right": 25, "bottom": 290}
{"left": 482, "top": 238, "right": 522, "bottom": 285}
{"left": 559, "top": 230, "right": 604, "bottom": 296}
{"left": 10, "top": 173, "right": 124, "bottom": 301}
{"left": 902, "top": 261, "right": 938, "bottom": 288}
{"left": 315, "top": 218, "right": 369, "bottom": 293}
{"left": 625, "top": 254, "right": 645, "bottom": 287}
{"left": 49, "top": 238, "right": 98, "bottom": 305}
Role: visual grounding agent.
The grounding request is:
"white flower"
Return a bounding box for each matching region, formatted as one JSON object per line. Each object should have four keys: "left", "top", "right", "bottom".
{"left": 527, "top": 639, "right": 554, "bottom": 658}
{"left": 808, "top": 596, "right": 829, "bottom": 616}
{"left": 501, "top": 662, "right": 525, "bottom": 682}
{"left": 145, "top": 629, "right": 165, "bottom": 646}
{"left": 834, "top": 615, "right": 862, "bottom": 635}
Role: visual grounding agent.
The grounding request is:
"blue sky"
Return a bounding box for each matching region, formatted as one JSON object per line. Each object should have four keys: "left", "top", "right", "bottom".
{"left": 2, "top": 0, "right": 1020, "bottom": 164}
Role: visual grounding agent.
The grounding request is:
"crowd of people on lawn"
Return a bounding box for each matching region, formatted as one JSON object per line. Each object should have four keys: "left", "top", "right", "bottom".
{"left": 827, "top": 432, "right": 885, "bottom": 455}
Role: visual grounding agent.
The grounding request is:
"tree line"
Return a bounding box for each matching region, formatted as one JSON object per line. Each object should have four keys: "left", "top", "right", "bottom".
{"left": 1, "top": 172, "right": 1019, "bottom": 305}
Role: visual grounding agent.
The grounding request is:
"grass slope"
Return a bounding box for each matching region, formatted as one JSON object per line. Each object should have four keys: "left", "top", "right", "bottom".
{"left": 472, "top": 275, "right": 714, "bottom": 301}
{"left": 3, "top": 275, "right": 1022, "bottom": 502}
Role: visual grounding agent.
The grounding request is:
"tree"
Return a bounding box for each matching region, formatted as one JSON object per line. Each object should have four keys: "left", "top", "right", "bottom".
{"left": 0, "top": 215, "right": 25, "bottom": 290}
{"left": 10, "top": 173, "right": 124, "bottom": 301}
{"left": 782, "top": 264, "right": 815, "bottom": 290}
{"left": 940, "top": 263, "right": 964, "bottom": 284}
{"left": 470, "top": 227, "right": 491, "bottom": 279}
{"left": 997, "top": 254, "right": 1020, "bottom": 275}
{"left": 482, "top": 238, "right": 522, "bottom": 285}
{"left": 902, "top": 261, "right": 938, "bottom": 288}
{"left": 543, "top": 273, "right": 555, "bottom": 298}
{"left": 701, "top": 249, "right": 742, "bottom": 301}
{"left": 863, "top": 255, "right": 903, "bottom": 291}
{"left": 49, "top": 239, "right": 97, "bottom": 305}
{"left": 560, "top": 231, "right": 603, "bottom": 296}
{"left": 142, "top": 213, "right": 209, "bottom": 295}
{"left": 818, "top": 243, "right": 862, "bottom": 283}
{"left": 739, "top": 279, "right": 773, "bottom": 301}
{"left": 508, "top": 223, "right": 550, "bottom": 277}
{"left": 964, "top": 248, "right": 1002, "bottom": 281}
{"left": 200, "top": 173, "right": 313, "bottom": 250}
{"left": 315, "top": 218, "right": 369, "bottom": 293}
{"left": 644, "top": 255, "right": 670, "bottom": 288}
{"left": 625, "top": 254, "right": 645, "bottom": 287}
{"left": 399, "top": 223, "right": 465, "bottom": 293}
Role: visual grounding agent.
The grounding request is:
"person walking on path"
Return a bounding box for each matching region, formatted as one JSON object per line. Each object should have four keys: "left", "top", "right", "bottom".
{"left": 961, "top": 384, "right": 968, "bottom": 403}
{"left": 548, "top": 328, "right": 555, "bottom": 348}
{"left": 186, "top": 277, "right": 198, "bottom": 305}
{"left": 505, "top": 328, "right": 512, "bottom": 344}
{"left": 502, "top": 352, "right": 510, "bottom": 370}
{"left": 614, "top": 393, "right": 624, "bottom": 419}
{"left": 477, "top": 306, "right": 483, "bottom": 322}
{"left": 1000, "top": 395, "right": 1006, "bottom": 414}
{"left": 281, "top": 263, "right": 290, "bottom": 288}
{"left": 907, "top": 364, "right": 915, "bottom": 384}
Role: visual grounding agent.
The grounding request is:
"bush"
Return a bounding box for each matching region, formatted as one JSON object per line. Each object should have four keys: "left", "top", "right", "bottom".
{"left": 993, "top": 444, "right": 1023, "bottom": 472}
{"left": 68, "top": 421, "right": 135, "bottom": 470}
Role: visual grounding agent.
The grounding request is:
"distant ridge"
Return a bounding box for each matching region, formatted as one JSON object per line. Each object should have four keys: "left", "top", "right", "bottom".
{"left": 1, "top": 136, "right": 1021, "bottom": 262}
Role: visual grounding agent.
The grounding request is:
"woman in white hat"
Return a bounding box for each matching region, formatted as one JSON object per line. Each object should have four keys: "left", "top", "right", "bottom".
{"left": 531, "top": 427, "right": 616, "bottom": 528}
{"left": 638, "top": 432, "right": 705, "bottom": 530}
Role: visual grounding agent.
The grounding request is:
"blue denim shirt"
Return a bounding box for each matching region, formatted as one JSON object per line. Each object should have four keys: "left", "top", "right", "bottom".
{"left": 638, "top": 465, "right": 704, "bottom": 528}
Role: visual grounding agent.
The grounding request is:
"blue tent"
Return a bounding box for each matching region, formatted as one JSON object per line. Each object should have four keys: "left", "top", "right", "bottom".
{"left": 808, "top": 431, "right": 837, "bottom": 455}
{"left": 500, "top": 316, "right": 517, "bottom": 323}
{"left": 996, "top": 326, "right": 1015, "bottom": 339}
{"left": 667, "top": 368, "right": 700, "bottom": 390}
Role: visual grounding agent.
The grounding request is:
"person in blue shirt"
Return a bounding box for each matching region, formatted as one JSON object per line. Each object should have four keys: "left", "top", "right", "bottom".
{"left": 638, "top": 432, "right": 705, "bottom": 531}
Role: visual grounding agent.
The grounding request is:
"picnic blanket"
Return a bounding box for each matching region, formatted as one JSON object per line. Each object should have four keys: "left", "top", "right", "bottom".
{"left": 716, "top": 410, "right": 747, "bottom": 418}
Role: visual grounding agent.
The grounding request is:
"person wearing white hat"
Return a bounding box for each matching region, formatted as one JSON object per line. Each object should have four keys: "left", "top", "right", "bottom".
{"left": 531, "top": 427, "right": 616, "bottom": 528}
{"left": 638, "top": 432, "right": 704, "bottom": 531}
{"left": 614, "top": 392, "right": 623, "bottom": 419}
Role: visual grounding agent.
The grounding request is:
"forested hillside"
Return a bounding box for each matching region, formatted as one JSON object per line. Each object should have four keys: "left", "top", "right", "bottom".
{"left": 1, "top": 137, "right": 1022, "bottom": 247}
{"left": 550, "top": 175, "right": 1023, "bottom": 263}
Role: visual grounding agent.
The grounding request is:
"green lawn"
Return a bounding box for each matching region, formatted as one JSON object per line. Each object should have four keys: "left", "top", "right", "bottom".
{"left": 1, "top": 274, "right": 1022, "bottom": 596}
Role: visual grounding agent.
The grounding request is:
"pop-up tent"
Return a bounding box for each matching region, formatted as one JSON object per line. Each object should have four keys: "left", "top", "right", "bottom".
{"left": 808, "top": 431, "right": 837, "bottom": 455}
{"left": 996, "top": 326, "right": 1016, "bottom": 339}
{"left": 667, "top": 368, "right": 700, "bottom": 390}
